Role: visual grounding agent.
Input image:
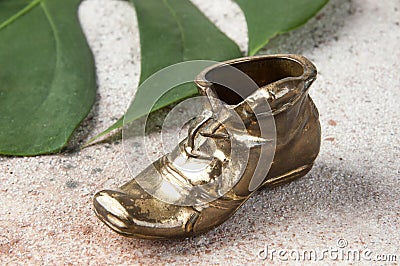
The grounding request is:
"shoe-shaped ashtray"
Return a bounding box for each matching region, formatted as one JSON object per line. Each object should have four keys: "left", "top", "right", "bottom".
{"left": 93, "top": 54, "right": 321, "bottom": 239}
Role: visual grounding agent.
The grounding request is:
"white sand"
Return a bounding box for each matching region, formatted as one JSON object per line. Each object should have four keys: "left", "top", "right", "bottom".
{"left": 1, "top": 0, "right": 399, "bottom": 264}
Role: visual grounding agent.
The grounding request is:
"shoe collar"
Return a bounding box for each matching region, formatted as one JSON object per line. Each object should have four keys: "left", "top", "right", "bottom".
{"left": 195, "top": 54, "right": 317, "bottom": 117}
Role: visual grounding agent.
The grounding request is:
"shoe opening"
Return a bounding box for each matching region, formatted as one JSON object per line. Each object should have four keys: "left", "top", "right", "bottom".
{"left": 204, "top": 57, "right": 304, "bottom": 105}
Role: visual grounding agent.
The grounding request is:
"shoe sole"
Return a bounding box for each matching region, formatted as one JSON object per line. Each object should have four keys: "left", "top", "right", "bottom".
{"left": 261, "top": 163, "right": 314, "bottom": 188}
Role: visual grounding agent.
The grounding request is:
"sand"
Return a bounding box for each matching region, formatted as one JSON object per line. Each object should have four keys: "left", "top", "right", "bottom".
{"left": 1, "top": 0, "right": 399, "bottom": 264}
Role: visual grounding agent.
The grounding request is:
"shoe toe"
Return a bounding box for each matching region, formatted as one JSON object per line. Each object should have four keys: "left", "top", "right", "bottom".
{"left": 93, "top": 189, "right": 199, "bottom": 239}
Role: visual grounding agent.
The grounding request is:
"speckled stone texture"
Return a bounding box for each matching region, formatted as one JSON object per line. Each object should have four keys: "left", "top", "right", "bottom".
{"left": 1, "top": 0, "right": 399, "bottom": 265}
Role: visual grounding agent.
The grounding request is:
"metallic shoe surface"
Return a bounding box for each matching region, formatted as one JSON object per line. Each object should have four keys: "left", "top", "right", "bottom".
{"left": 93, "top": 54, "right": 321, "bottom": 239}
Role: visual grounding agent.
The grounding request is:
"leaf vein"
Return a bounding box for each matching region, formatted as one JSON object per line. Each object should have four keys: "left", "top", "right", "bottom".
{"left": 0, "top": 0, "right": 41, "bottom": 30}
{"left": 162, "top": 0, "right": 187, "bottom": 61}
{"left": 40, "top": 1, "right": 60, "bottom": 93}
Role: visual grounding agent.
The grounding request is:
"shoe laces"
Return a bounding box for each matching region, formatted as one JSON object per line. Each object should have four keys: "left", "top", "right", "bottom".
{"left": 183, "top": 112, "right": 229, "bottom": 159}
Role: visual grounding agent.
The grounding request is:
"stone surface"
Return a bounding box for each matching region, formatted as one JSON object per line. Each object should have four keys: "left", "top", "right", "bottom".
{"left": 1, "top": 0, "right": 399, "bottom": 264}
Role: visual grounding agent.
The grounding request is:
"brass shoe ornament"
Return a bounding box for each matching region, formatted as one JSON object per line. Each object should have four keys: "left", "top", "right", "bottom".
{"left": 93, "top": 54, "right": 321, "bottom": 239}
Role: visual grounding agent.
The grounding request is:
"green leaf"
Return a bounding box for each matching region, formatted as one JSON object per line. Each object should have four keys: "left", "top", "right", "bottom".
{"left": 0, "top": 0, "right": 96, "bottom": 156}
{"left": 87, "top": 0, "right": 242, "bottom": 144}
{"left": 233, "top": 0, "right": 329, "bottom": 55}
